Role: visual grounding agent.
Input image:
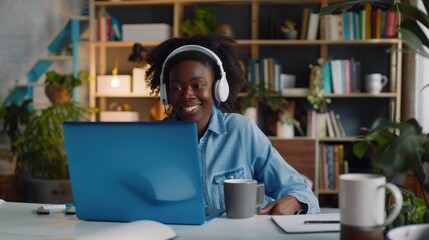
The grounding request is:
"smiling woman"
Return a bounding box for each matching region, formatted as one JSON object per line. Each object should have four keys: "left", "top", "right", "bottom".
{"left": 144, "top": 34, "right": 321, "bottom": 216}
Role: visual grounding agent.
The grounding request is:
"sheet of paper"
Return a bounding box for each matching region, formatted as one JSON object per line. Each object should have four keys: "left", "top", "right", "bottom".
{"left": 272, "top": 213, "right": 340, "bottom": 234}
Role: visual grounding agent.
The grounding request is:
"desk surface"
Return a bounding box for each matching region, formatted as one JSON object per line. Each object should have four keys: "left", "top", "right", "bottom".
{"left": 0, "top": 202, "right": 339, "bottom": 240}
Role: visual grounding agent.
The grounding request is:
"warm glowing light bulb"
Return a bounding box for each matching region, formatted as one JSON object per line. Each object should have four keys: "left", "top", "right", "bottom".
{"left": 111, "top": 77, "right": 120, "bottom": 88}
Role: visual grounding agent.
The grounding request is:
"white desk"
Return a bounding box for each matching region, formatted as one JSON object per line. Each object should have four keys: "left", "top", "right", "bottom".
{"left": 0, "top": 202, "right": 339, "bottom": 240}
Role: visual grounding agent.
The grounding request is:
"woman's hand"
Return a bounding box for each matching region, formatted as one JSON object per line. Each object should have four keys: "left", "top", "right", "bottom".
{"left": 258, "top": 195, "right": 303, "bottom": 215}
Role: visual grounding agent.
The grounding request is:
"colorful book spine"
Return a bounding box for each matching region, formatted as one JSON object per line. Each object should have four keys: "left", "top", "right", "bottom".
{"left": 385, "top": 9, "right": 398, "bottom": 38}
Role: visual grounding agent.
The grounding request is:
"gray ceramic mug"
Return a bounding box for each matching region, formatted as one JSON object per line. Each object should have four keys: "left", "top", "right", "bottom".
{"left": 223, "top": 179, "right": 264, "bottom": 219}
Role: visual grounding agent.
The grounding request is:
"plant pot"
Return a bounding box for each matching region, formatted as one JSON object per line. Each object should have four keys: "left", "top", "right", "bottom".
{"left": 282, "top": 30, "right": 298, "bottom": 39}
{"left": 243, "top": 107, "right": 258, "bottom": 123}
{"left": 0, "top": 157, "right": 16, "bottom": 175}
{"left": 45, "top": 83, "right": 72, "bottom": 104}
{"left": 277, "top": 121, "right": 294, "bottom": 138}
{"left": 27, "top": 177, "right": 73, "bottom": 204}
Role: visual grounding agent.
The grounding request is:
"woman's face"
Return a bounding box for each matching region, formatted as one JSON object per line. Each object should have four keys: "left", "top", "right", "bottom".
{"left": 168, "top": 60, "right": 215, "bottom": 134}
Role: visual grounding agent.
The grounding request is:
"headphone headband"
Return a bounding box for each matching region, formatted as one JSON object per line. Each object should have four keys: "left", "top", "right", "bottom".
{"left": 160, "top": 45, "right": 229, "bottom": 105}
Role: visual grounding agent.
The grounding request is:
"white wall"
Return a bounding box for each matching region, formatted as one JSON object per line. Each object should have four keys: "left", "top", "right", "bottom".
{"left": 415, "top": 0, "right": 429, "bottom": 132}
{"left": 0, "top": 0, "right": 84, "bottom": 102}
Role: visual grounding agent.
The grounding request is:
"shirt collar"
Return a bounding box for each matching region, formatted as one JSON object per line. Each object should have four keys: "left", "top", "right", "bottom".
{"left": 207, "top": 107, "right": 227, "bottom": 135}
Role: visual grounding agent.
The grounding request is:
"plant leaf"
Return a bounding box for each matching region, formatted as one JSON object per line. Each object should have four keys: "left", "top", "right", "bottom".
{"left": 319, "top": 0, "right": 374, "bottom": 15}
{"left": 399, "top": 27, "right": 429, "bottom": 58}
{"left": 353, "top": 141, "right": 368, "bottom": 159}
{"left": 397, "top": 2, "right": 429, "bottom": 31}
{"left": 401, "top": 18, "right": 429, "bottom": 51}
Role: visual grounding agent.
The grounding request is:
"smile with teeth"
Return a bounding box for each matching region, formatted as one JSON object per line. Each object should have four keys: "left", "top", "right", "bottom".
{"left": 182, "top": 105, "right": 199, "bottom": 112}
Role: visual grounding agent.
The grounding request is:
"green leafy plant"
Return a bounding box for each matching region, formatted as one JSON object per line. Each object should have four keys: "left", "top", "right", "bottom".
{"left": 12, "top": 101, "right": 94, "bottom": 179}
{"left": 45, "top": 70, "right": 85, "bottom": 94}
{"left": 387, "top": 186, "right": 429, "bottom": 229}
{"left": 307, "top": 58, "right": 328, "bottom": 111}
{"left": 281, "top": 20, "right": 296, "bottom": 32}
{"left": 353, "top": 118, "right": 429, "bottom": 227}
{"left": 180, "top": 6, "right": 217, "bottom": 37}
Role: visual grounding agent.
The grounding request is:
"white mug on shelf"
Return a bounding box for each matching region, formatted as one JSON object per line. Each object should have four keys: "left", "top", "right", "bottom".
{"left": 365, "top": 73, "right": 388, "bottom": 94}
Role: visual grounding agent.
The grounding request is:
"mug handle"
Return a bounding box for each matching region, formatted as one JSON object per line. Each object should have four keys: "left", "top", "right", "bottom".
{"left": 256, "top": 183, "right": 265, "bottom": 206}
{"left": 384, "top": 183, "right": 403, "bottom": 226}
{"left": 381, "top": 75, "right": 388, "bottom": 87}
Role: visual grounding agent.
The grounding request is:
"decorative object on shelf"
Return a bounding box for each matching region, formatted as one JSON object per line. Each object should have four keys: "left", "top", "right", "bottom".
{"left": 128, "top": 43, "right": 148, "bottom": 62}
{"left": 307, "top": 58, "right": 328, "bottom": 112}
{"left": 44, "top": 70, "right": 85, "bottom": 104}
{"left": 122, "top": 23, "right": 171, "bottom": 42}
{"left": 365, "top": 73, "right": 388, "bottom": 94}
{"left": 180, "top": 6, "right": 217, "bottom": 37}
{"left": 281, "top": 20, "right": 298, "bottom": 39}
{"left": 100, "top": 102, "right": 139, "bottom": 122}
{"left": 150, "top": 100, "right": 169, "bottom": 121}
{"left": 241, "top": 81, "right": 303, "bottom": 136}
{"left": 97, "top": 56, "right": 132, "bottom": 94}
{"left": 353, "top": 117, "right": 429, "bottom": 229}
{"left": 129, "top": 43, "right": 151, "bottom": 95}
{"left": 276, "top": 101, "right": 297, "bottom": 138}
{"left": 216, "top": 24, "right": 235, "bottom": 38}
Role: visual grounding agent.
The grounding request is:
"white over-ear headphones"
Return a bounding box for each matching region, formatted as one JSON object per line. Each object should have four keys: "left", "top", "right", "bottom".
{"left": 159, "top": 45, "right": 229, "bottom": 105}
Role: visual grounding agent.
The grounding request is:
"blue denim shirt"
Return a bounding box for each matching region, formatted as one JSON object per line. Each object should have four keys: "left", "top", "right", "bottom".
{"left": 170, "top": 107, "right": 320, "bottom": 214}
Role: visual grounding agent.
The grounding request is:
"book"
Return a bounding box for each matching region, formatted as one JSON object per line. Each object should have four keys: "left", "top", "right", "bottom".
{"left": 325, "top": 112, "right": 335, "bottom": 137}
{"left": 364, "top": 3, "right": 372, "bottom": 39}
{"left": 323, "top": 62, "right": 332, "bottom": 93}
{"left": 385, "top": 9, "right": 398, "bottom": 38}
{"left": 329, "top": 110, "right": 341, "bottom": 137}
{"left": 335, "top": 114, "right": 346, "bottom": 137}
{"left": 326, "top": 145, "right": 335, "bottom": 189}
{"left": 272, "top": 213, "right": 340, "bottom": 233}
{"left": 300, "top": 8, "right": 310, "bottom": 40}
{"left": 307, "top": 12, "right": 320, "bottom": 40}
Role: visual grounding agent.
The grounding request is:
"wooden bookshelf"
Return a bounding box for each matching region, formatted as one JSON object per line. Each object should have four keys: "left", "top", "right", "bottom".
{"left": 88, "top": 0, "right": 402, "bottom": 203}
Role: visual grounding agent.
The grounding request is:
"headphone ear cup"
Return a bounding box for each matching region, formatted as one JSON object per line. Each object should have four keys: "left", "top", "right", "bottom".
{"left": 214, "top": 76, "right": 229, "bottom": 103}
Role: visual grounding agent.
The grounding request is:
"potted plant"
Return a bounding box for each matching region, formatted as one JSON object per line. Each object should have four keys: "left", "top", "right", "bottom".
{"left": 353, "top": 117, "right": 429, "bottom": 228}
{"left": 0, "top": 95, "right": 95, "bottom": 203}
{"left": 44, "top": 70, "right": 86, "bottom": 104}
{"left": 240, "top": 81, "right": 303, "bottom": 137}
{"left": 281, "top": 20, "right": 298, "bottom": 39}
{"left": 179, "top": 6, "right": 217, "bottom": 37}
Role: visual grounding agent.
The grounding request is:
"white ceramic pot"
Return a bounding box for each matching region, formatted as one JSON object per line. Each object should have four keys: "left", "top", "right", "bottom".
{"left": 277, "top": 121, "right": 294, "bottom": 138}
{"left": 243, "top": 107, "right": 257, "bottom": 123}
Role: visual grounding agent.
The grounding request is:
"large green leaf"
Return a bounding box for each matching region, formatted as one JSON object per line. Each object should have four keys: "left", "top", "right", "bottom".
{"left": 400, "top": 27, "right": 429, "bottom": 58}
{"left": 401, "top": 19, "right": 429, "bottom": 49}
{"left": 397, "top": 2, "right": 429, "bottom": 30}
{"left": 424, "top": 0, "right": 429, "bottom": 14}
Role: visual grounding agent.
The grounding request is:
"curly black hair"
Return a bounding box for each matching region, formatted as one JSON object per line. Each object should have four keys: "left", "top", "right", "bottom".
{"left": 145, "top": 34, "right": 245, "bottom": 112}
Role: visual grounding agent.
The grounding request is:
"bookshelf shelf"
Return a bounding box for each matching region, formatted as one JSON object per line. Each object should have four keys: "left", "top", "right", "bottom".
{"left": 237, "top": 38, "right": 400, "bottom": 45}
{"left": 94, "top": 93, "right": 158, "bottom": 98}
{"left": 319, "top": 137, "right": 360, "bottom": 142}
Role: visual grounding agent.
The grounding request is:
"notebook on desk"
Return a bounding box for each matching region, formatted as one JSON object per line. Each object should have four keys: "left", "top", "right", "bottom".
{"left": 63, "top": 121, "right": 224, "bottom": 225}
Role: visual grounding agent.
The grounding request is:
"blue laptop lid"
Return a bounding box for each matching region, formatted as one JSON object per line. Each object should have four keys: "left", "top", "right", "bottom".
{"left": 63, "top": 121, "right": 206, "bottom": 224}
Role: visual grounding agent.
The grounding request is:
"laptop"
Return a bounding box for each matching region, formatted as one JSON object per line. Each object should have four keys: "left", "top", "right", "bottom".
{"left": 63, "top": 121, "right": 224, "bottom": 225}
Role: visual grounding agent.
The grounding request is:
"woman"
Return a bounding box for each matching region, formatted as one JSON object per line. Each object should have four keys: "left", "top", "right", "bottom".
{"left": 146, "top": 34, "right": 320, "bottom": 215}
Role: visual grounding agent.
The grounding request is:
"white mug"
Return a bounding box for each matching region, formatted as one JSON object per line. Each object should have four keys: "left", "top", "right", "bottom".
{"left": 365, "top": 73, "right": 388, "bottom": 93}
{"left": 339, "top": 174, "right": 403, "bottom": 229}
